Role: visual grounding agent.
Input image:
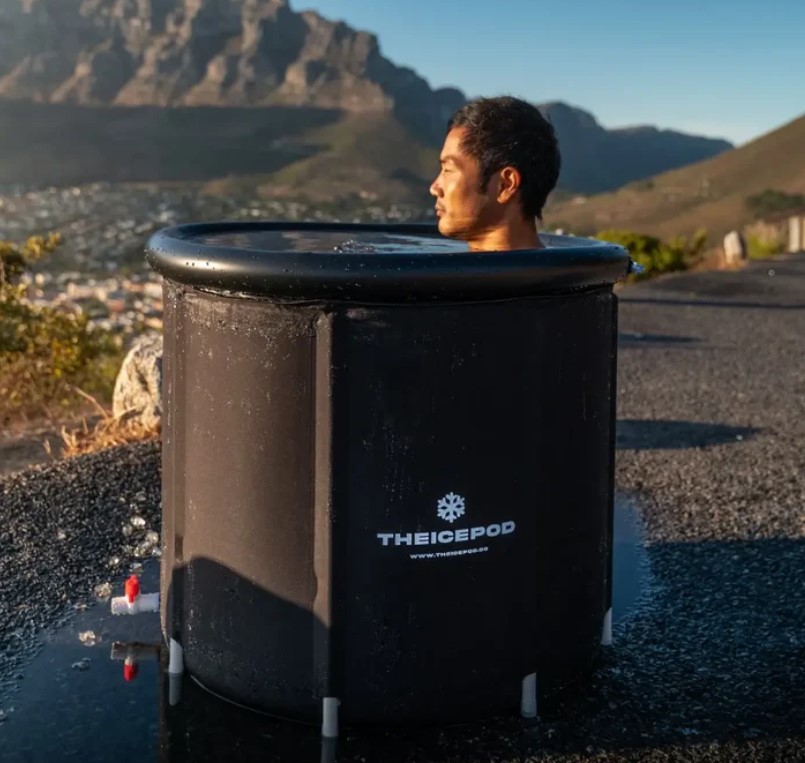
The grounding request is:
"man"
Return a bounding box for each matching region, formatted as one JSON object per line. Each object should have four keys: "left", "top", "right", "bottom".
{"left": 430, "top": 96, "right": 561, "bottom": 251}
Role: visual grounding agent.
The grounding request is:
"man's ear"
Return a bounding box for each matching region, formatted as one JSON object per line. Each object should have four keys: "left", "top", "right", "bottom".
{"left": 497, "top": 166, "right": 522, "bottom": 205}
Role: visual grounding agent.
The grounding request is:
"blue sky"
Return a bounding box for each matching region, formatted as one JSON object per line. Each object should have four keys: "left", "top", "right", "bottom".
{"left": 301, "top": 0, "right": 805, "bottom": 146}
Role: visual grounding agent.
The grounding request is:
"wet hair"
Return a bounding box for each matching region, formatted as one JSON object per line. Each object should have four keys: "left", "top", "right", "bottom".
{"left": 447, "top": 96, "right": 561, "bottom": 221}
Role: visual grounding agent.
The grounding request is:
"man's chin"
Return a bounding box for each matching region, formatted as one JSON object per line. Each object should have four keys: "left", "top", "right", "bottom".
{"left": 437, "top": 217, "right": 461, "bottom": 239}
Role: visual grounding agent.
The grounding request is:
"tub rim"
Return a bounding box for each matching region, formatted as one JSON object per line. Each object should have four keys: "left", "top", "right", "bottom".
{"left": 146, "top": 221, "right": 630, "bottom": 302}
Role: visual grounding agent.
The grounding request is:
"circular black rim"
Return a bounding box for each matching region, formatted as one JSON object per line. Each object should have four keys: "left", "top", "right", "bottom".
{"left": 145, "top": 221, "right": 630, "bottom": 302}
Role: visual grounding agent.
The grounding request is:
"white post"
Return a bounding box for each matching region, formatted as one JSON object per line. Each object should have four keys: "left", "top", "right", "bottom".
{"left": 789, "top": 216, "right": 803, "bottom": 253}
{"left": 723, "top": 230, "right": 746, "bottom": 266}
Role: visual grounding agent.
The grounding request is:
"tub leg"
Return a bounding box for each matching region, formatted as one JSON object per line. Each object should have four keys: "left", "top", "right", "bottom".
{"left": 321, "top": 697, "right": 340, "bottom": 738}
{"left": 601, "top": 608, "right": 613, "bottom": 646}
{"left": 520, "top": 673, "right": 538, "bottom": 719}
{"left": 168, "top": 638, "right": 184, "bottom": 675}
{"left": 169, "top": 674, "right": 182, "bottom": 706}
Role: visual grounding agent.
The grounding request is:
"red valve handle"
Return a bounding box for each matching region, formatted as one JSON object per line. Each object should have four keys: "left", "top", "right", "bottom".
{"left": 124, "top": 575, "right": 141, "bottom": 604}
{"left": 124, "top": 661, "right": 139, "bottom": 682}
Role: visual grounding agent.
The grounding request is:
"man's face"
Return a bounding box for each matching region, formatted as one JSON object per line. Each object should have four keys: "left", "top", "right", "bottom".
{"left": 430, "top": 127, "right": 500, "bottom": 240}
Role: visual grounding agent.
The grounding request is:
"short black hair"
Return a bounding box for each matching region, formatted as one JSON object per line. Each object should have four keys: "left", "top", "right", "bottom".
{"left": 447, "top": 96, "right": 561, "bottom": 221}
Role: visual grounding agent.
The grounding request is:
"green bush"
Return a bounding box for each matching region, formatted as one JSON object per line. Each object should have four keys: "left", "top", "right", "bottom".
{"left": 596, "top": 228, "right": 707, "bottom": 280}
{"left": 0, "top": 234, "right": 124, "bottom": 423}
{"left": 746, "top": 234, "right": 785, "bottom": 260}
{"left": 0, "top": 233, "right": 62, "bottom": 288}
{"left": 745, "top": 189, "right": 805, "bottom": 220}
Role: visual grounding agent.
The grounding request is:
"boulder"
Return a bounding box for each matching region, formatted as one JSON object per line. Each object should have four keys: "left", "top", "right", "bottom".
{"left": 113, "top": 332, "right": 162, "bottom": 428}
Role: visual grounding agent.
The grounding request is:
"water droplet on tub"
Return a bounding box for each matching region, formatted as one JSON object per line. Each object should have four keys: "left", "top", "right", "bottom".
{"left": 334, "top": 239, "right": 377, "bottom": 254}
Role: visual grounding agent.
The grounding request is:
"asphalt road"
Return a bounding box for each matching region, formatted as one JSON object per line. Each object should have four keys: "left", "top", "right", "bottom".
{"left": 1, "top": 254, "right": 803, "bottom": 762}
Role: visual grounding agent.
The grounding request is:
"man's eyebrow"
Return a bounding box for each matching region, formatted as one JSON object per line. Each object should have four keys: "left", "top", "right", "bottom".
{"left": 440, "top": 154, "right": 460, "bottom": 164}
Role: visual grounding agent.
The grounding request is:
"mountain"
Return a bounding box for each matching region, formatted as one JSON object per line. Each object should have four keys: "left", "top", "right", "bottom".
{"left": 0, "top": 0, "right": 732, "bottom": 198}
{"left": 545, "top": 112, "right": 805, "bottom": 240}
{"left": 539, "top": 102, "right": 732, "bottom": 194}
{"left": 0, "top": 0, "right": 463, "bottom": 141}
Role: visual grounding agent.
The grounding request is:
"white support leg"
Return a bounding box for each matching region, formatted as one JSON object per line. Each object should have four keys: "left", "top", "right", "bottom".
{"left": 520, "top": 673, "right": 538, "bottom": 719}
{"left": 601, "top": 607, "right": 613, "bottom": 646}
{"left": 169, "top": 674, "right": 182, "bottom": 706}
{"left": 321, "top": 697, "right": 340, "bottom": 738}
{"left": 168, "top": 638, "right": 184, "bottom": 675}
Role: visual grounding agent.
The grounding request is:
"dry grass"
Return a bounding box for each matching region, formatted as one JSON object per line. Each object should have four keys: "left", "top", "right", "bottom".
{"left": 53, "top": 388, "right": 159, "bottom": 459}
{"left": 57, "top": 415, "right": 160, "bottom": 458}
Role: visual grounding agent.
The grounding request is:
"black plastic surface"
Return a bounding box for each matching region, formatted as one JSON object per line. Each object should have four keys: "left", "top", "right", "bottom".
{"left": 145, "top": 222, "right": 630, "bottom": 302}
{"left": 159, "top": 274, "right": 618, "bottom": 723}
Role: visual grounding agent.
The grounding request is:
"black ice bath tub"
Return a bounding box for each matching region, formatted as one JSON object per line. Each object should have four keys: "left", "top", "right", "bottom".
{"left": 145, "top": 222, "right": 630, "bottom": 726}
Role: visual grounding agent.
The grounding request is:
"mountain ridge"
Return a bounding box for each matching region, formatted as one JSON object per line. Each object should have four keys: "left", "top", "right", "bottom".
{"left": 545, "top": 111, "right": 805, "bottom": 239}
{"left": 0, "top": 0, "right": 733, "bottom": 197}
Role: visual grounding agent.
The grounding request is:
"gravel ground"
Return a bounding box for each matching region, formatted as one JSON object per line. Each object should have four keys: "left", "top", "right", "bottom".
{"left": 0, "top": 443, "right": 161, "bottom": 688}
{"left": 0, "top": 254, "right": 803, "bottom": 761}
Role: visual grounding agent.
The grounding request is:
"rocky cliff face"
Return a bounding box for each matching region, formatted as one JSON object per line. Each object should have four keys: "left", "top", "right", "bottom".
{"left": 0, "top": 0, "right": 463, "bottom": 125}
{"left": 0, "top": 0, "right": 733, "bottom": 194}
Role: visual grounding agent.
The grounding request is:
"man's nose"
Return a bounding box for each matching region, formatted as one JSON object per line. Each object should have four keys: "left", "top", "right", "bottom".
{"left": 429, "top": 178, "right": 441, "bottom": 198}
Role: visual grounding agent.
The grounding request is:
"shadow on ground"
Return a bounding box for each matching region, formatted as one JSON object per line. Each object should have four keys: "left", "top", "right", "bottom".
{"left": 621, "top": 296, "right": 805, "bottom": 311}
{"left": 618, "top": 331, "right": 701, "bottom": 346}
{"left": 617, "top": 419, "right": 759, "bottom": 450}
{"left": 159, "top": 538, "right": 804, "bottom": 763}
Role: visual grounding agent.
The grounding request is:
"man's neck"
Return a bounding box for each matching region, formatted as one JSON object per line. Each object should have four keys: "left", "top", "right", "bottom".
{"left": 467, "top": 222, "right": 542, "bottom": 252}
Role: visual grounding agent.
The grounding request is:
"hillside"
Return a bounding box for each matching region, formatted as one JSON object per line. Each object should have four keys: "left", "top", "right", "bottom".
{"left": 539, "top": 102, "right": 731, "bottom": 194}
{"left": 545, "top": 112, "right": 805, "bottom": 239}
{"left": 0, "top": 0, "right": 732, "bottom": 198}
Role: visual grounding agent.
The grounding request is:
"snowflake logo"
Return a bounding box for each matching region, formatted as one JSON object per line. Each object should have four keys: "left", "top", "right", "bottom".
{"left": 437, "top": 492, "right": 466, "bottom": 523}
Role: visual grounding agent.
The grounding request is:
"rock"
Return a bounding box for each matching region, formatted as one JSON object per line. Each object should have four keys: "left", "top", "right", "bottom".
{"left": 0, "top": 0, "right": 463, "bottom": 134}
{"left": 723, "top": 230, "right": 747, "bottom": 266}
{"left": 112, "top": 332, "right": 162, "bottom": 428}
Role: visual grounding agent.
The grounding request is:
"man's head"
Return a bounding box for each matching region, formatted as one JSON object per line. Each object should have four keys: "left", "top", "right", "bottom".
{"left": 430, "top": 96, "right": 561, "bottom": 250}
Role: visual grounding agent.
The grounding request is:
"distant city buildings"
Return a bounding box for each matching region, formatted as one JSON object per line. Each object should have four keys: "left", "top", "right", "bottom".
{"left": 1, "top": 181, "right": 434, "bottom": 341}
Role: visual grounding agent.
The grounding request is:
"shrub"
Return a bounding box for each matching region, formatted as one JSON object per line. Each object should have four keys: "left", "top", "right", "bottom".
{"left": 0, "top": 233, "right": 62, "bottom": 288}
{"left": 745, "top": 189, "right": 805, "bottom": 220}
{"left": 596, "top": 228, "right": 708, "bottom": 280}
{"left": 746, "top": 234, "right": 785, "bottom": 260}
{"left": 0, "top": 235, "right": 124, "bottom": 423}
